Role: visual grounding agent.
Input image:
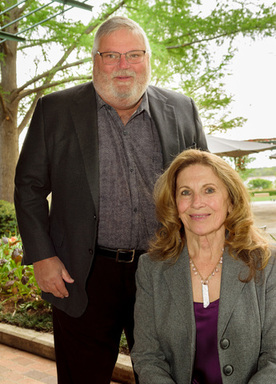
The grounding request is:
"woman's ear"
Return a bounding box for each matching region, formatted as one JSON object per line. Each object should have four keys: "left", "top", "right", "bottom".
{"left": 227, "top": 201, "right": 233, "bottom": 214}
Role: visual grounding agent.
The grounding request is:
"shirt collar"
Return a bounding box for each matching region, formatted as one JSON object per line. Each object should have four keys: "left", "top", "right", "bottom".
{"left": 95, "top": 90, "right": 151, "bottom": 117}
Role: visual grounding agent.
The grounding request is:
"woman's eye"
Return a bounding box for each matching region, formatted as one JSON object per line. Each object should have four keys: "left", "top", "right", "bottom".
{"left": 206, "top": 187, "right": 215, "bottom": 194}
{"left": 181, "top": 190, "right": 191, "bottom": 196}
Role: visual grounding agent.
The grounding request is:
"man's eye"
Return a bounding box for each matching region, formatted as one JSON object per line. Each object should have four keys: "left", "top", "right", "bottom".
{"left": 105, "top": 53, "right": 118, "bottom": 59}
{"left": 103, "top": 52, "right": 118, "bottom": 60}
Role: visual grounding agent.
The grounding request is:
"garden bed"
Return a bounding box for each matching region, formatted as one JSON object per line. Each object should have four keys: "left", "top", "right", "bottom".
{"left": 0, "top": 235, "right": 129, "bottom": 354}
{"left": 0, "top": 293, "right": 53, "bottom": 333}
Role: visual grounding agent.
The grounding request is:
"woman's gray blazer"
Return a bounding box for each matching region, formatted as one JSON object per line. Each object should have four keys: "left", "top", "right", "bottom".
{"left": 132, "top": 247, "right": 276, "bottom": 383}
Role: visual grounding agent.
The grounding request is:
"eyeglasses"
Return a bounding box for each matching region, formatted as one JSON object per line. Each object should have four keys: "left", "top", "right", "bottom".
{"left": 97, "top": 50, "right": 146, "bottom": 65}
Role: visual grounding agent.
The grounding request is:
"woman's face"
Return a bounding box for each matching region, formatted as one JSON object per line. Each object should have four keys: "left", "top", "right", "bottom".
{"left": 175, "top": 164, "right": 232, "bottom": 239}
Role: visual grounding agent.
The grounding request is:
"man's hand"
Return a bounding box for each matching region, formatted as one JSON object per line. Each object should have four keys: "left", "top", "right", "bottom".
{"left": 33, "top": 256, "right": 74, "bottom": 298}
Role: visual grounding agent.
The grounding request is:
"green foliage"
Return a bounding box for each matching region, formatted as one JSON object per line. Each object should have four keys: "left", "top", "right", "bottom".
{"left": 0, "top": 200, "right": 18, "bottom": 237}
{"left": 0, "top": 303, "right": 53, "bottom": 332}
{"left": 0, "top": 235, "right": 41, "bottom": 300}
{"left": 0, "top": 235, "right": 53, "bottom": 331}
{"left": 125, "top": 0, "right": 276, "bottom": 130}
{"left": 237, "top": 167, "right": 255, "bottom": 181}
{"left": 2, "top": 0, "right": 276, "bottom": 134}
{"left": 248, "top": 178, "right": 273, "bottom": 190}
{"left": 119, "top": 331, "right": 129, "bottom": 354}
{"left": 246, "top": 166, "right": 276, "bottom": 178}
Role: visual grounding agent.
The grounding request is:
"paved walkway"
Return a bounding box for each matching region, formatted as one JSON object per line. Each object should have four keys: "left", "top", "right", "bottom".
{"left": 251, "top": 201, "right": 276, "bottom": 239}
{"left": 0, "top": 343, "right": 120, "bottom": 384}
{"left": 0, "top": 343, "right": 57, "bottom": 384}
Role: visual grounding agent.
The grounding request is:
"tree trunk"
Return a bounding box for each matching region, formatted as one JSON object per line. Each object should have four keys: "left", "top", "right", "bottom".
{"left": 0, "top": 111, "right": 19, "bottom": 203}
{"left": 0, "top": 5, "right": 19, "bottom": 203}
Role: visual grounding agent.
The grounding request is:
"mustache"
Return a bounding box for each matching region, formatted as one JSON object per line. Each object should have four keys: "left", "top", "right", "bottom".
{"left": 112, "top": 70, "right": 136, "bottom": 78}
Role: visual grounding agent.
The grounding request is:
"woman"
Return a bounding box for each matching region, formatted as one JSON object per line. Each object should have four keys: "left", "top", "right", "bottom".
{"left": 131, "top": 149, "right": 276, "bottom": 384}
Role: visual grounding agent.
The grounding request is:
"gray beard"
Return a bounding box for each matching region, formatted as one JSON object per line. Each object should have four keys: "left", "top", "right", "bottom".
{"left": 93, "top": 67, "right": 151, "bottom": 108}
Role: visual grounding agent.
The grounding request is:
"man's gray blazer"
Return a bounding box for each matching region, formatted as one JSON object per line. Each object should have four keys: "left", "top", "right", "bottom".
{"left": 14, "top": 82, "right": 208, "bottom": 317}
{"left": 132, "top": 248, "right": 276, "bottom": 383}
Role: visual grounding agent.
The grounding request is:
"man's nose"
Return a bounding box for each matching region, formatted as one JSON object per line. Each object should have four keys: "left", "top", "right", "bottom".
{"left": 118, "top": 54, "right": 131, "bottom": 69}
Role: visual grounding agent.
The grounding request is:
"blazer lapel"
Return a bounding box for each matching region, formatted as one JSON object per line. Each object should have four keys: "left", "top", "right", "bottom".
{"left": 70, "top": 82, "right": 99, "bottom": 213}
{"left": 163, "top": 248, "right": 196, "bottom": 376}
{"left": 163, "top": 248, "right": 195, "bottom": 336}
{"left": 148, "top": 87, "right": 180, "bottom": 169}
{"left": 218, "top": 251, "right": 247, "bottom": 338}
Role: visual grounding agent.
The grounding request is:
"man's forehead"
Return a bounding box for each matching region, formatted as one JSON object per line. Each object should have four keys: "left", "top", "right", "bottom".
{"left": 99, "top": 29, "right": 145, "bottom": 48}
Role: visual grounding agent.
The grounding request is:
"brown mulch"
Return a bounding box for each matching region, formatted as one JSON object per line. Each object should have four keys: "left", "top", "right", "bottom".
{"left": 0, "top": 293, "right": 51, "bottom": 315}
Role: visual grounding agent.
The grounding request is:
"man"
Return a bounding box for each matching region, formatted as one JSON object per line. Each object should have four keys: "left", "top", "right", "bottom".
{"left": 14, "top": 16, "right": 207, "bottom": 384}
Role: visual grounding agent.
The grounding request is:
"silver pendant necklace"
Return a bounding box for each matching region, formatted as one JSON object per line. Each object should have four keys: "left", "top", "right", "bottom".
{"left": 190, "top": 251, "right": 223, "bottom": 309}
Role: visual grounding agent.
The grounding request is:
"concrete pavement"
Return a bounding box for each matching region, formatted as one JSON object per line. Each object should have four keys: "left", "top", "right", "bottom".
{"left": 0, "top": 323, "right": 134, "bottom": 384}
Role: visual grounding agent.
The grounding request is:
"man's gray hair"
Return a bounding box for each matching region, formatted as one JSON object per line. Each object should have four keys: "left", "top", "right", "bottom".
{"left": 92, "top": 16, "right": 151, "bottom": 58}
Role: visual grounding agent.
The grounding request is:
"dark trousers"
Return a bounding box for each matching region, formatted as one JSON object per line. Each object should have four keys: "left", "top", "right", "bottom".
{"left": 52, "top": 252, "right": 139, "bottom": 384}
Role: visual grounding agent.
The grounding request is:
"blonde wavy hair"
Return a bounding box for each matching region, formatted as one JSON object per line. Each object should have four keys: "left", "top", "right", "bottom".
{"left": 149, "top": 149, "right": 271, "bottom": 281}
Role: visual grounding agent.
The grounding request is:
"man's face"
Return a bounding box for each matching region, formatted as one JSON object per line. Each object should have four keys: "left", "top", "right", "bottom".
{"left": 93, "top": 28, "right": 151, "bottom": 110}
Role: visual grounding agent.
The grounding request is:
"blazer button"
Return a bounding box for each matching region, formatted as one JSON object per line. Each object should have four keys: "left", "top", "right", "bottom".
{"left": 89, "top": 249, "right": 94, "bottom": 255}
{"left": 223, "top": 365, "right": 234, "bottom": 376}
{"left": 220, "top": 338, "right": 230, "bottom": 349}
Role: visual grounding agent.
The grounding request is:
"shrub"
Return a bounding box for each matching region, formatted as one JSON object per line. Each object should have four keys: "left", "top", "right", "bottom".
{"left": 0, "top": 236, "right": 41, "bottom": 300}
{"left": 0, "top": 200, "right": 18, "bottom": 237}
{"left": 247, "top": 179, "right": 273, "bottom": 190}
{"left": 0, "top": 235, "right": 53, "bottom": 331}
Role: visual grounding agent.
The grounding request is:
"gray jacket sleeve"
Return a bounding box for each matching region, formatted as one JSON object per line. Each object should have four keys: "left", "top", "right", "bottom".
{"left": 248, "top": 254, "right": 276, "bottom": 382}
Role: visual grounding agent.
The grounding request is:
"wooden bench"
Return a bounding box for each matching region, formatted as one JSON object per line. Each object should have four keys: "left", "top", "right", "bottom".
{"left": 254, "top": 192, "right": 269, "bottom": 197}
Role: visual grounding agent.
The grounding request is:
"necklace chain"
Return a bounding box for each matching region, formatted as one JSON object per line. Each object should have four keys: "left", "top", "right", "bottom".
{"left": 189, "top": 248, "right": 224, "bottom": 308}
{"left": 189, "top": 252, "right": 223, "bottom": 285}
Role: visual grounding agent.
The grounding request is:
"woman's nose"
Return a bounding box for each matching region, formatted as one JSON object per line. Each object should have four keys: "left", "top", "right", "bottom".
{"left": 191, "top": 193, "right": 204, "bottom": 207}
